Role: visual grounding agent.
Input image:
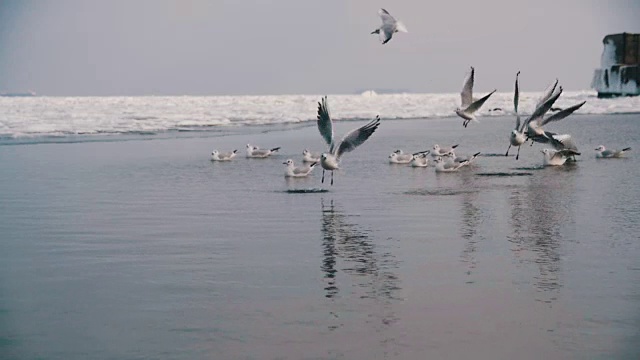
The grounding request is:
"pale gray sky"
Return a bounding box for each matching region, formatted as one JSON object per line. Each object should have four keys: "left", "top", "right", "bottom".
{"left": 1, "top": 0, "right": 639, "bottom": 96}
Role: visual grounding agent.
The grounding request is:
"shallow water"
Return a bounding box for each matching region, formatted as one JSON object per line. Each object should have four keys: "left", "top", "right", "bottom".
{"left": 1, "top": 115, "right": 639, "bottom": 359}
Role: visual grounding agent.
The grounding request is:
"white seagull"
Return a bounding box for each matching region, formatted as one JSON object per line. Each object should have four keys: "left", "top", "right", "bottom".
{"left": 455, "top": 66, "right": 497, "bottom": 128}
{"left": 432, "top": 144, "right": 459, "bottom": 157}
{"left": 283, "top": 159, "right": 317, "bottom": 177}
{"left": 371, "top": 8, "right": 408, "bottom": 45}
{"left": 447, "top": 151, "right": 481, "bottom": 165}
{"left": 410, "top": 153, "right": 429, "bottom": 167}
{"left": 595, "top": 145, "right": 631, "bottom": 158}
{"left": 316, "top": 96, "right": 381, "bottom": 185}
{"left": 540, "top": 148, "right": 581, "bottom": 166}
{"left": 434, "top": 156, "right": 469, "bottom": 172}
{"left": 246, "top": 144, "right": 281, "bottom": 158}
{"left": 505, "top": 71, "right": 526, "bottom": 159}
{"left": 302, "top": 149, "right": 321, "bottom": 163}
{"left": 389, "top": 149, "right": 430, "bottom": 164}
{"left": 211, "top": 149, "right": 238, "bottom": 161}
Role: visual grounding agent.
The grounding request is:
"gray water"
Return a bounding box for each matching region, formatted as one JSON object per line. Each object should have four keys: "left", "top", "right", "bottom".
{"left": 1, "top": 115, "right": 639, "bottom": 359}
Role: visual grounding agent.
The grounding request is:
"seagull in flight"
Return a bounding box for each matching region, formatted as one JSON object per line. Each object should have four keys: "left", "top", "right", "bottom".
{"left": 455, "top": 66, "right": 497, "bottom": 128}
{"left": 371, "top": 8, "right": 408, "bottom": 44}
{"left": 316, "top": 96, "right": 381, "bottom": 185}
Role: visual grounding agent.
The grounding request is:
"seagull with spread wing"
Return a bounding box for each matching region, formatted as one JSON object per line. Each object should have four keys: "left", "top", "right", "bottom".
{"left": 316, "top": 96, "right": 381, "bottom": 185}
{"left": 455, "top": 66, "right": 497, "bottom": 128}
{"left": 371, "top": 8, "right": 408, "bottom": 44}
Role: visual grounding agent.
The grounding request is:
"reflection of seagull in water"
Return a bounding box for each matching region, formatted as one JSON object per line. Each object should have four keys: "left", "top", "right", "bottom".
{"left": 371, "top": 8, "right": 408, "bottom": 45}
{"left": 211, "top": 149, "right": 238, "bottom": 161}
{"left": 283, "top": 159, "right": 317, "bottom": 177}
{"left": 595, "top": 145, "right": 631, "bottom": 158}
{"left": 316, "top": 96, "right": 381, "bottom": 185}
{"left": 455, "top": 66, "right": 497, "bottom": 128}
{"left": 540, "top": 148, "right": 581, "bottom": 166}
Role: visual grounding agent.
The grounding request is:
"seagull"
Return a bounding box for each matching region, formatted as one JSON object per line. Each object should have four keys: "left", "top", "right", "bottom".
{"left": 447, "top": 151, "right": 481, "bottom": 165}
{"left": 371, "top": 8, "right": 408, "bottom": 45}
{"left": 389, "top": 149, "right": 430, "bottom": 164}
{"left": 246, "top": 144, "right": 281, "bottom": 158}
{"left": 432, "top": 144, "right": 459, "bottom": 157}
{"left": 283, "top": 159, "right": 317, "bottom": 177}
{"left": 505, "top": 71, "right": 526, "bottom": 159}
{"left": 595, "top": 145, "right": 631, "bottom": 158}
{"left": 455, "top": 66, "right": 497, "bottom": 128}
{"left": 316, "top": 96, "right": 381, "bottom": 185}
{"left": 540, "top": 148, "right": 581, "bottom": 166}
{"left": 211, "top": 149, "right": 238, "bottom": 161}
{"left": 302, "top": 149, "right": 321, "bottom": 163}
{"left": 434, "top": 156, "right": 469, "bottom": 172}
{"left": 410, "top": 153, "right": 429, "bottom": 167}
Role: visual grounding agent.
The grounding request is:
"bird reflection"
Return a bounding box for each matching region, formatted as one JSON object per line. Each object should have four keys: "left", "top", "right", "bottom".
{"left": 508, "top": 167, "right": 578, "bottom": 302}
{"left": 320, "top": 197, "right": 402, "bottom": 341}
{"left": 458, "top": 172, "right": 482, "bottom": 279}
{"left": 320, "top": 198, "right": 401, "bottom": 301}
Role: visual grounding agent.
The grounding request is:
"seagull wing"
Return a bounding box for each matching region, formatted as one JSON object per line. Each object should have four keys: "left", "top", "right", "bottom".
{"left": 535, "top": 79, "right": 559, "bottom": 108}
{"left": 460, "top": 67, "right": 474, "bottom": 108}
{"left": 523, "top": 87, "right": 563, "bottom": 129}
{"left": 465, "top": 89, "right": 496, "bottom": 114}
{"left": 380, "top": 25, "right": 394, "bottom": 44}
{"left": 514, "top": 71, "right": 520, "bottom": 114}
{"left": 378, "top": 8, "right": 396, "bottom": 25}
{"left": 335, "top": 116, "right": 381, "bottom": 159}
{"left": 316, "top": 96, "right": 334, "bottom": 150}
{"left": 540, "top": 101, "right": 586, "bottom": 126}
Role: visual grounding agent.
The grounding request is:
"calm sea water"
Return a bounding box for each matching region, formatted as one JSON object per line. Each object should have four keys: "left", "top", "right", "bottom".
{"left": 1, "top": 115, "right": 639, "bottom": 359}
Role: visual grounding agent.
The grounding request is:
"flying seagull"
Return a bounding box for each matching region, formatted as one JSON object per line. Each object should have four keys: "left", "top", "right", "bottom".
{"left": 316, "top": 96, "right": 381, "bottom": 185}
{"left": 371, "top": 8, "right": 408, "bottom": 44}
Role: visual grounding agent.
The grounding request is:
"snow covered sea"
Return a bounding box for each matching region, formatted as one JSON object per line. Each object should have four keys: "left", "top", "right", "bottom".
{"left": 1, "top": 91, "right": 639, "bottom": 144}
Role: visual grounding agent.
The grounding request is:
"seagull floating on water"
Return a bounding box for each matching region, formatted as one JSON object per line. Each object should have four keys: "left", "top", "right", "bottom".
{"left": 410, "top": 153, "right": 429, "bottom": 167}
{"left": 455, "top": 66, "right": 497, "bottom": 128}
{"left": 389, "top": 149, "right": 430, "bottom": 164}
{"left": 283, "top": 159, "right": 317, "bottom": 177}
{"left": 371, "top": 8, "right": 407, "bottom": 44}
{"left": 246, "top": 144, "right": 281, "bottom": 158}
{"left": 540, "top": 148, "right": 581, "bottom": 166}
{"left": 211, "top": 149, "right": 238, "bottom": 161}
{"left": 595, "top": 145, "right": 631, "bottom": 158}
{"left": 432, "top": 144, "right": 458, "bottom": 157}
{"left": 447, "top": 151, "right": 481, "bottom": 165}
{"left": 316, "top": 96, "right": 381, "bottom": 185}
{"left": 434, "top": 156, "right": 469, "bottom": 172}
{"left": 302, "top": 149, "right": 321, "bottom": 163}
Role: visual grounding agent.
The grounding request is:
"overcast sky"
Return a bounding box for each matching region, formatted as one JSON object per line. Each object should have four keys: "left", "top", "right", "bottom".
{"left": 1, "top": 0, "right": 639, "bottom": 96}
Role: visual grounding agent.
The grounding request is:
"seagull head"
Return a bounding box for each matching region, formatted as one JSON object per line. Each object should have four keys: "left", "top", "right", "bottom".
{"left": 389, "top": 153, "right": 397, "bottom": 159}
{"left": 212, "top": 150, "right": 218, "bottom": 156}
{"left": 595, "top": 145, "right": 605, "bottom": 151}
{"left": 433, "top": 144, "right": 440, "bottom": 151}
{"left": 303, "top": 149, "right": 309, "bottom": 155}
{"left": 283, "top": 159, "right": 294, "bottom": 166}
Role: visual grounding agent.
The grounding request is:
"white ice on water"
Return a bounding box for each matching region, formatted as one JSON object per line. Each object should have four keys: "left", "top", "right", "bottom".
{"left": 0, "top": 91, "right": 639, "bottom": 139}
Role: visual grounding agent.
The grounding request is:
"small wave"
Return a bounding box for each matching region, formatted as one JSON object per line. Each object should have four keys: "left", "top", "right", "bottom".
{"left": 476, "top": 172, "right": 534, "bottom": 177}
{"left": 284, "top": 188, "right": 329, "bottom": 194}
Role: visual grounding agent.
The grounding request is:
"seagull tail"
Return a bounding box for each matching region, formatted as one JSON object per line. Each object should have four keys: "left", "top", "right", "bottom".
{"left": 270, "top": 147, "right": 281, "bottom": 152}
{"left": 622, "top": 147, "right": 631, "bottom": 152}
{"left": 396, "top": 21, "right": 408, "bottom": 33}
{"left": 232, "top": 150, "right": 238, "bottom": 154}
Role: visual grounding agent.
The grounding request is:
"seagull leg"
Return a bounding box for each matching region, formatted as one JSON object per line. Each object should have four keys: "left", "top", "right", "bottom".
{"left": 321, "top": 169, "right": 325, "bottom": 183}
{"left": 330, "top": 171, "right": 334, "bottom": 186}
{"left": 516, "top": 145, "right": 521, "bottom": 160}
{"left": 505, "top": 144, "right": 512, "bottom": 156}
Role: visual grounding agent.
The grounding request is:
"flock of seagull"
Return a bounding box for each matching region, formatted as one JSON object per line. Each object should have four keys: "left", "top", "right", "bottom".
{"left": 210, "top": 8, "right": 632, "bottom": 186}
